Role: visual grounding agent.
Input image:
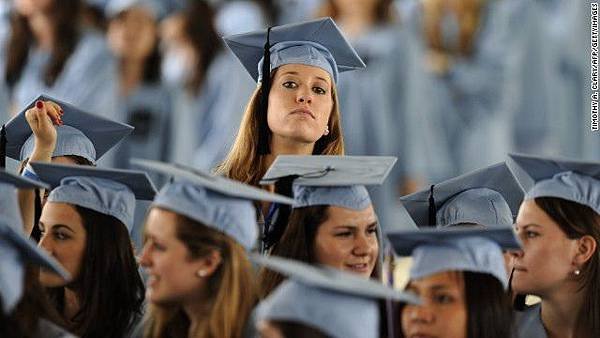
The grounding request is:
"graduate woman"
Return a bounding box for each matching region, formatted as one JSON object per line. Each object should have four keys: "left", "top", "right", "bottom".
{"left": 507, "top": 154, "right": 600, "bottom": 338}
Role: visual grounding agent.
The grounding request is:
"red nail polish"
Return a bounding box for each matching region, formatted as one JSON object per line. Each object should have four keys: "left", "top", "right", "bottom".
{"left": 36, "top": 101, "right": 44, "bottom": 109}
{"left": 59, "top": 109, "right": 64, "bottom": 115}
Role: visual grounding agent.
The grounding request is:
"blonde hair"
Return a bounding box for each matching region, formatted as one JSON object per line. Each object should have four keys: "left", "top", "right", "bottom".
{"left": 216, "top": 82, "right": 344, "bottom": 185}
{"left": 144, "top": 212, "right": 256, "bottom": 338}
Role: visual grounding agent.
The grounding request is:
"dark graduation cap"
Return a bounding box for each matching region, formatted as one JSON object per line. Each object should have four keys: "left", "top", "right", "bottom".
{"left": 223, "top": 17, "right": 365, "bottom": 155}
{"left": 1, "top": 94, "right": 133, "bottom": 166}
{"left": 400, "top": 162, "right": 523, "bottom": 227}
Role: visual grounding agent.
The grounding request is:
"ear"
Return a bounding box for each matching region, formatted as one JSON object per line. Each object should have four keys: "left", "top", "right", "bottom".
{"left": 196, "top": 250, "right": 223, "bottom": 278}
{"left": 573, "top": 235, "right": 597, "bottom": 267}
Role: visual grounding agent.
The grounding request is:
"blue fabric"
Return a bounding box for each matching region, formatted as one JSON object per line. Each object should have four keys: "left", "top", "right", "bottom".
{"left": 292, "top": 184, "right": 371, "bottom": 210}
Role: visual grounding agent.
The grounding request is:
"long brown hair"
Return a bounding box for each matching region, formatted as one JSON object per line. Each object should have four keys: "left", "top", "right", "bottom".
{"left": 535, "top": 197, "right": 600, "bottom": 338}
{"left": 258, "top": 205, "right": 380, "bottom": 298}
{"left": 45, "top": 206, "right": 145, "bottom": 338}
{"left": 145, "top": 212, "right": 256, "bottom": 338}
{"left": 216, "top": 82, "right": 344, "bottom": 186}
{"left": 5, "top": 0, "right": 81, "bottom": 88}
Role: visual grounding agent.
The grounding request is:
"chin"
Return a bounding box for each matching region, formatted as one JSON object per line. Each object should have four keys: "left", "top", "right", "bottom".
{"left": 39, "top": 271, "right": 69, "bottom": 288}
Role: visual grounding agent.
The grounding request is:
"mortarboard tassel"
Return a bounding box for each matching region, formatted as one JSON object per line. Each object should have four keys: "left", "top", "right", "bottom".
{"left": 30, "top": 189, "right": 43, "bottom": 242}
{"left": 0, "top": 124, "right": 6, "bottom": 168}
{"left": 428, "top": 184, "right": 436, "bottom": 226}
{"left": 258, "top": 27, "right": 273, "bottom": 156}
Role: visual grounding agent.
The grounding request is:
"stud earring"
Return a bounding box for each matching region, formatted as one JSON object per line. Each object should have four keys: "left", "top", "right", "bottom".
{"left": 574, "top": 269, "right": 581, "bottom": 276}
{"left": 323, "top": 126, "right": 330, "bottom": 136}
{"left": 196, "top": 269, "right": 208, "bottom": 278}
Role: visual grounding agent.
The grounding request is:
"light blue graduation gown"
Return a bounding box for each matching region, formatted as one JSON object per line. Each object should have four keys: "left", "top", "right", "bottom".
{"left": 514, "top": 303, "right": 548, "bottom": 338}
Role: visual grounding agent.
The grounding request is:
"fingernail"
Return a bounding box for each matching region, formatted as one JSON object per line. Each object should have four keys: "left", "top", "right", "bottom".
{"left": 36, "top": 101, "right": 44, "bottom": 109}
{"left": 59, "top": 109, "right": 64, "bottom": 115}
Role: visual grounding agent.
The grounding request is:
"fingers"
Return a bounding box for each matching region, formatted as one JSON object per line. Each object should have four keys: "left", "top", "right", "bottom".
{"left": 43, "top": 101, "right": 63, "bottom": 126}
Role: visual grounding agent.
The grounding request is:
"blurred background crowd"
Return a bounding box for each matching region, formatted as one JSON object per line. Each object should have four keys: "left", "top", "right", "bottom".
{"left": 0, "top": 0, "right": 594, "bottom": 229}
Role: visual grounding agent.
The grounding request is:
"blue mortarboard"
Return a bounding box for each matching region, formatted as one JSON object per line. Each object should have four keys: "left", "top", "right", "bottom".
{"left": 105, "top": 0, "right": 169, "bottom": 19}
{"left": 30, "top": 162, "right": 157, "bottom": 231}
{"left": 507, "top": 153, "right": 600, "bottom": 215}
{"left": 3, "top": 94, "right": 133, "bottom": 164}
{"left": 252, "top": 254, "right": 420, "bottom": 338}
{"left": 400, "top": 162, "right": 523, "bottom": 227}
{"left": 260, "top": 155, "right": 396, "bottom": 209}
{"left": 131, "top": 159, "right": 295, "bottom": 250}
{"left": 0, "top": 177, "right": 70, "bottom": 313}
{"left": 387, "top": 226, "right": 521, "bottom": 289}
{"left": 224, "top": 17, "right": 365, "bottom": 84}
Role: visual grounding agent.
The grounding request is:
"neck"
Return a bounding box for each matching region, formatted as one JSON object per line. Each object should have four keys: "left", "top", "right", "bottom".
{"left": 119, "top": 58, "right": 144, "bottom": 96}
{"left": 183, "top": 299, "right": 212, "bottom": 338}
{"left": 264, "top": 135, "right": 315, "bottom": 172}
{"left": 540, "top": 283, "right": 585, "bottom": 338}
{"left": 28, "top": 12, "right": 55, "bottom": 51}
{"left": 63, "top": 287, "right": 80, "bottom": 321}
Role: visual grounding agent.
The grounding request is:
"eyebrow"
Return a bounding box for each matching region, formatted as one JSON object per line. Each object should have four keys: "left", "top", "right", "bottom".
{"left": 39, "top": 222, "right": 75, "bottom": 233}
{"left": 334, "top": 222, "right": 378, "bottom": 229}
{"left": 280, "top": 71, "right": 330, "bottom": 84}
{"left": 516, "top": 223, "right": 542, "bottom": 230}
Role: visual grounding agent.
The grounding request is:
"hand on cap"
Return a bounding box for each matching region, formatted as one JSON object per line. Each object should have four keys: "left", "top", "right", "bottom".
{"left": 25, "top": 100, "right": 63, "bottom": 154}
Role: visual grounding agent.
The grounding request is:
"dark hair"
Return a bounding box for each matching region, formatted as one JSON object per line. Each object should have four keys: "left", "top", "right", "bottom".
{"left": 5, "top": 0, "right": 81, "bottom": 88}
{"left": 181, "top": 0, "right": 221, "bottom": 94}
{"left": 269, "top": 320, "right": 331, "bottom": 338}
{"left": 535, "top": 197, "right": 600, "bottom": 338}
{"left": 258, "top": 205, "right": 381, "bottom": 298}
{"left": 0, "top": 265, "right": 68, "bottom": 338}
{"left": 399, "top": 271, "right": 512, "bottom": 338}
{"left": 46, "top": 205, "right": 145, "bottom": 338}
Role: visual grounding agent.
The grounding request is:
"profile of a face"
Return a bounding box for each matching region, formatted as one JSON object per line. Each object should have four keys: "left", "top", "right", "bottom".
{"left": 107, "top": 6, "right": 158, "bottom": 61}
{"left": 140, "top": 208, "right": 215, "bottom": 306}
{"left": 38, "top": 202, "right": 86, "bottom": 287}
{"left": 401, "top": 271, "right": 467, "bottom": 338}
{"left": 510, "top": 199, "right": 581, "bottom": 295}
{"left": 313, "top": 205, "right": 379, "bottom": 277}
{"left": 267, "top": 64, "right": 334, "bottom": 145}
{"left": 14, "top": 0, "right": 54, "bottom": 16}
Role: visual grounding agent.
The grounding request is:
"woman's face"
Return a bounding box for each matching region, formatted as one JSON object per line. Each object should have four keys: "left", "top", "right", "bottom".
{"left": 313, "top": 205, "right": 378, "bottom": 277}
{"left": 140, "top": 208, "right": 208, "bottom": 306}
{"left": 267, "top": 64, "right": 334, "bottom": 146}
{"left": 107, "top": 7, "right": 157, "bottom": 61}
{"left": 38, "top": 202, "right": 86, "bottom": 287}
{"left": 401, "top": 271, "right": 467, "bottom": 338}
{"left": 510, "top": 199, "right": 580, "bottom": 296}
{"left": 14, "top": 0, "right": 53, "bottom": 16}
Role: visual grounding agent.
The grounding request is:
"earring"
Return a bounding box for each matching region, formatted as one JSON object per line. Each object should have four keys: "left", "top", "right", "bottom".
{"left": 196, "top": 269, "right": 208, "bottom": 278}
{"left": 574, "top": 269, "right": 581, "bottom": 276}
{"left": 323, "top": 126, "right": 330, "bottom": 136}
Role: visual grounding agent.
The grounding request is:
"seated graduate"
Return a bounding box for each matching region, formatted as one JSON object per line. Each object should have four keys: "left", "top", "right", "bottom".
{"left": 252, "top": 254, "right": 420, "bottom": 338}
{"left": 31, "top": 163, "right": 156, "bottom": 338}
{"left": 506, "top": 154, "right": 600, "bottom": 338}
{"left": 400, "top": 161, "right": 523, "bottom": 229}
{"left": 0, "top": 169, "right": 73, "bottom": 338}
{"left": 387, "top": 225, "right": 521, "bottom": 338}
{"left": 257, "top": 155, "right": 398, "bottom": 296}
{"left": 1, "top": 94, "right": 133, "bottom": 235}
{"left": 130, "top": 159, "right": 294, "bottom": 338}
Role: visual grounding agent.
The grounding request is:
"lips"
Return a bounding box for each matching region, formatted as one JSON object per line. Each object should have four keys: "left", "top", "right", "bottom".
{"left": 290, "top": 108, "right": 315, "bottom": 119}
{"left": 513, "top": 265, "right": 528, "bottom": 272}
{"left": 345, "top": 263, "right": 370, "bottom": 274}
{"left": 408, "top": 334, "right": 436, "bottom": 338}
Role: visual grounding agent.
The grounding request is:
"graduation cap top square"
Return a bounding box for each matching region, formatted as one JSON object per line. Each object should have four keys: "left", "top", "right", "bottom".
{"left": 4, "top": 94, "right": 133, "bottom": 163}
{"left": 224, "top": 17, "right": 365, "bottom": 83}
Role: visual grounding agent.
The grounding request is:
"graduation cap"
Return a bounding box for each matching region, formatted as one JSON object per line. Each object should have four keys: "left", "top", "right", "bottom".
{"left": 0, "top": 176, "right": 70, "bottom": 313}
{"left": 252, "top": 254, "right": 420, "bottom": 338}
{"left": 1, "top": 94, "right": 133, "bottom": 165}
{"left": 131, "top": 159, "right": 295, "bottom": 250}
{"left": 223, "top": 17, "right": 365, "bottom": 155}
{"left": 30, "top": 162, "right": 157, "bottom": 230}
{"left": 506, "top": 153, "right": 600, "bottom": 215}
{"left": 261, "top": 155, "right": 397, "bottom": 209}
{"left": 400, "top": 162, "right": 523, "bottom": 227}
{"left": 387, "top": 226, "right": 521, "bottom": 289}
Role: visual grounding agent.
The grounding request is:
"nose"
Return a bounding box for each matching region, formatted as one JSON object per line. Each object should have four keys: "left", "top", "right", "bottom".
{"left": 405, "top": 304, "right": 435, "bottom": 324}
{"left": 296, "top": 87, "right": 312, "bottom": 104}
{"left": 509, "top": 248, "right": 524, "bottom": 259}
{"left": 38, "top": 233, "right": 53, "bottom": 254}
{"left": 352, "top": 232, "right": 375, "bottom": 257}
{"left": 138, "top": 242, "right": 152, "bottom": 268}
